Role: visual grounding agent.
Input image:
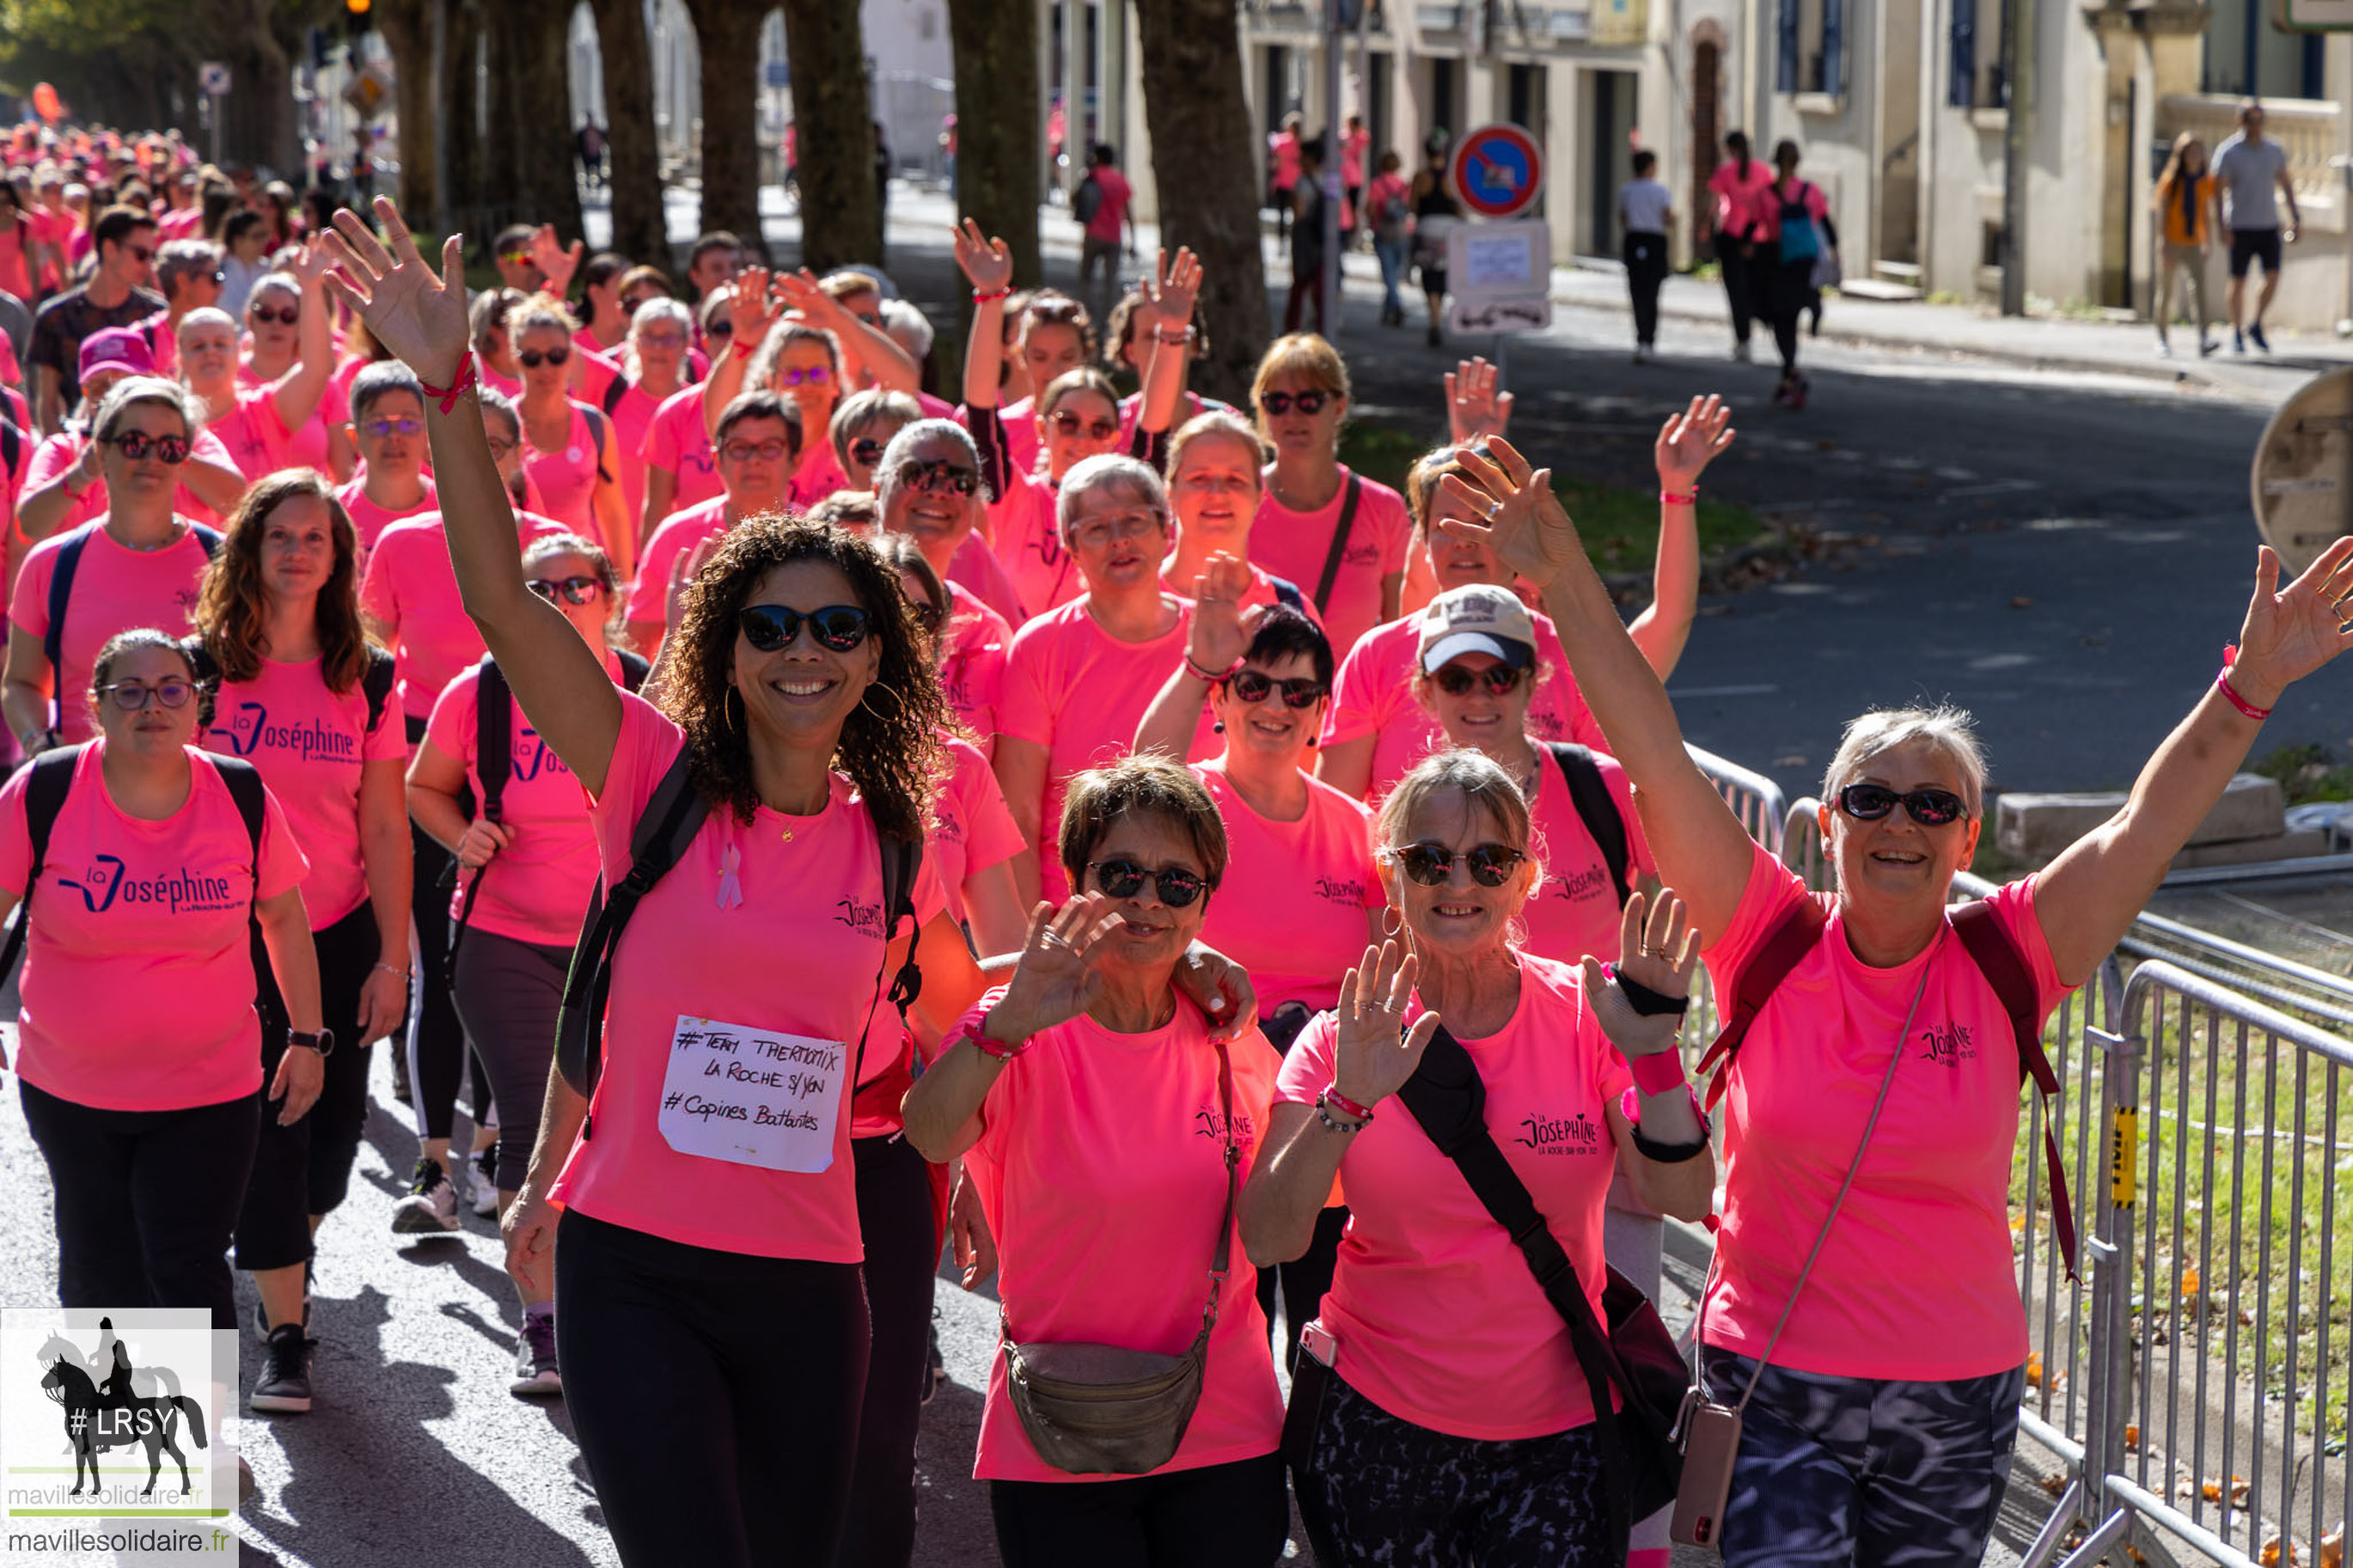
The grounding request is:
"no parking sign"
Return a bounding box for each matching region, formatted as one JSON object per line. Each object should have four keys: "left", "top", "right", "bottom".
{"left": 1447, "top": 123, "right": 1546, "bottom": 221}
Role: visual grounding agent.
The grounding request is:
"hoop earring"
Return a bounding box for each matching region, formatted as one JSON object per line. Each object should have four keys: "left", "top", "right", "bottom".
{"left": 859, "top": 680, "right": 903, "bottom": 717}
{"left": 1379, "top": 906, "right": 1403, "bottom": 939}
{"left": 724, "top": 686, "right": 744, "bottom": 735}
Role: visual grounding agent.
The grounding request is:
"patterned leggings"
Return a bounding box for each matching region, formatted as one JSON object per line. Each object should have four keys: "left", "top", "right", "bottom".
{"left": 1295, "top": 1374, "right": 1617, "bottom": 1566}
{"left": 1699, "top": 1346, "right": 2026, "bottom": 1568}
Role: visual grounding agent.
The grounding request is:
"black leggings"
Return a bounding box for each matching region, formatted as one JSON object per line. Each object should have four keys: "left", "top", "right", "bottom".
{"left": 405, "top": 716, "right": 489, "bottom": 1145}
{"left": 236, "top": 904, "right": 386, "bottom": 1272}
{"left": 844, "top": 1133, "right": 938, "bottom": 1568}
{"left": 1767, "top": 258, "right": 1816, "bottom": 375}
{"left": 556, "top": 1209, "right": 870, "bottom": 1568}
{"left": 21, "top": 1079, "right": 260, "bottom": 1332}
{"left": 450, "top": 927, "right": 569, "bottom": 1193}
{"left": 990, "top": 1452, "right": 1290, "bottom": 1568}
{"left": 1256, "top": 1204, "right": 1347, "bottom": 1374}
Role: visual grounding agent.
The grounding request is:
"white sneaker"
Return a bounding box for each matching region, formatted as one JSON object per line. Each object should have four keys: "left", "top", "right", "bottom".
{"left": 468, "top": 1147, "right": 499, "bottom": 1217}
{"left": 2155, "top": 340, "right": 2173, "bottom": 357}
{"left": 390, "top": 1157, "right": 460, "bottom": 1234}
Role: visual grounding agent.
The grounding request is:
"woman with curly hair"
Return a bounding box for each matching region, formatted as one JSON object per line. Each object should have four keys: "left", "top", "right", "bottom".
{"left": 318, "top": 198, "right": 1256, "bottom": 1568}
{"left": 193, "top": 470, "right": 411, "bottom": 1414}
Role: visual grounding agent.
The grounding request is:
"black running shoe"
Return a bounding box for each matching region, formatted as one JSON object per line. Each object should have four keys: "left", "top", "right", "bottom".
{"left": 250, "top": 1324, "right": 314, "bottom": 1413}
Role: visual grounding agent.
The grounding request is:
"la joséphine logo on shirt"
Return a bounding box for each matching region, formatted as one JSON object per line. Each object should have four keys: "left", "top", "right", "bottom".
{"left": 1341, "top": 541, "right": 1378, "bottom": 568}
{"left": 219, "top": 703, "right": 358, "bottom": 764}
{"left": 1919, "top": 1020, "right": 1977, "bottom": 1067}
{"left": 834, "top": 898, "right": 885, "bottom": 939}
{"left": 511, "top": 728, "right": 572, "bottom": 782}
{"left": 1514, "top": 1109, "right": 1605, "bottom": 1156}
{"left": 1195, "top": 1102, "right": 1258, "bottom": 1152}
{"left": 56, "top": 855, "right": 237, "bottom": 915}
{"left": 1314, "top": 875, "right": 1366, "bottom": 906}
{"left": 1548, "top": 864, "right": 1614, "bottom": 905}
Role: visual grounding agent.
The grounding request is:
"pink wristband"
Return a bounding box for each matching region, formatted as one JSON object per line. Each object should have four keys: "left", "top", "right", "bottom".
{"left": 1323, "top": 1085, "right": 1376, "bottom": 1123}
{"left": 2216, "top": 644, "right": 2270, "bottom": 721}
{"left": 1659, "top": 489, "right": 1697, "bottom": 506}
{"left": 1627, "top": 1049, "right": 1688, "bottom": 1097}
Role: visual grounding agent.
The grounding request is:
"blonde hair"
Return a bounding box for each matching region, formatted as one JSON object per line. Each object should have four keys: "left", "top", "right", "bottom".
{"left": 508, "top": 291, "right": 579, "bottom": 339}
{"left": 1373, "top": 749, "right": 1542, "bottom": 928}
{"left": 1250, "top": 333, "right": 1351, "bottom": 439}
{"left": 1167, "top": 410, "right": 1265, "bottom": 481}
{"left": 1821, "top": 706, "right": 1988, "bottom": 817}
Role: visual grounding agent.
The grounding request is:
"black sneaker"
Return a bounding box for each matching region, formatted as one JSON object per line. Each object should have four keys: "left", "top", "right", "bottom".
{"left": 2250, "top": 321, "right": 2272, "bottom": 353}
{"left": 250, "top": 1324, "right": 314, "bottom": 1413}
{"left": 923, "top": 1317, "right": 946, "bottom": 1406}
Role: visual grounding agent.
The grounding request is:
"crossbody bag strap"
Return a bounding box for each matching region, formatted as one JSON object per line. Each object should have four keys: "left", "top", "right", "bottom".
{"left": 1311, "top": 473, "right": 1362, "bottom": 616}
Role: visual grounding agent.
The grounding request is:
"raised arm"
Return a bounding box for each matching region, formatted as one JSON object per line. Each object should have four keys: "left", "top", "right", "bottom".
{"left": 1132, "top": 247, "right": 1201, "bottom": 437}
{"left": 1445, "top": 357, "right": 1513, "bottom": 446}
{"left": 266, "top": 241, "right": 338, "bottom": 434}
{"left": 956, "top": 222, "right": 1011, "bottom": 413}
{"left": 1436, "top": 439, "right": 1756, "bottom": 941}
{"left": 1137, "top": 554, "right": 1249, "bottom": 758}
{"left": 321, "top": 198, "right": 622, "bottom": 797}
{"left": 2034, "top": 540, "right": 2353, "bottom": 984}
{"left": 775, "top": 270, "right": 920, "bottom": 396}
{"left": 697, "top": 268, "right": 778, "bottom": 440}
{"left": 1628, "top": 394, "right": 1735, "bottom": 679}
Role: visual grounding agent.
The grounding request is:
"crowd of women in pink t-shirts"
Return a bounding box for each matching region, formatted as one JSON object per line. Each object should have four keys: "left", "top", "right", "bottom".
{"left": 6, "top": 175, "right": 2352, "bottom": 1568}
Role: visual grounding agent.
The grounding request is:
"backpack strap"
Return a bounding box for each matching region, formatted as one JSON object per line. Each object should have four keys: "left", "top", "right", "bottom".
{"left": 615, "top": 649, "right": 651, "bottom": 693}
{"left": 554, "top": 747, "right": 709, "bottom": 1109}
{"left": 41, "top": 524, "right": 94, "bottom": 705}
{"left": 1545, "top": 743, "right": 1632, "bottom": 910}
{"left": 450, "top": 656, "right": 515, "bottom": 954}
{"left": 1311, "top": 473, "right": 1362, "bottom": 617}
{"left": 1693, "top": 896, "right": 1829, "bottom": 1109}
{"left": 1952, "top": 900, "right": 2078, "bottom": 1279}
{"left": 360, "top": 648, "right": 397, "bottom": 736}
{"left": 0, "top": 744, "right": 86, "bottom": 984}
{"left": 205, "top": 753, "right": 267, "bottom": 861}
{"left": 600, "top": 371, "right": 631, "bottom": 421}
{"left": 584, "top": 405, "right": 614, "bottom": 485}
{"left": 1, "top": 416, "right": 19, "bottom": 484}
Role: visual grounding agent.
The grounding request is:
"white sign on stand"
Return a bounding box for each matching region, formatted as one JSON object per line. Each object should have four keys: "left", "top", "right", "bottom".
{"left": 1446, "top": 219, "right": 1553, "bottom": 338}
{"left": 199, "top": 62, "right": 231, "bottom": 97}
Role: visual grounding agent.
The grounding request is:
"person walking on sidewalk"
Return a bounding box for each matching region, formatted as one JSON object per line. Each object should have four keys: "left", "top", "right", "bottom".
{"left": 1367, "top": 152, "right": 1414, "bottom": 327}
{"left": 1409, "top": 133, "right": 1462, "bottom": 348}
{"left": 1709, "top": 131, "right": 1775, "bottom": 364}
{"left": 1759, "top": 140, "right": 1837, "bottom": 411}
{"left": 2211, "top": 99, "right": 2300, "bottom": 355}
{"left": 1286, "top": 137, "right": 1331, "bottom": 337}
{"left": 1620, "top": 149, "right": 1674, "bottom": 363}
{"left": 2153, "top": 133, "right": 2218, "bottom": 358}
{"left": 1075, "top": 143, "right": 1134, "bottom": 334}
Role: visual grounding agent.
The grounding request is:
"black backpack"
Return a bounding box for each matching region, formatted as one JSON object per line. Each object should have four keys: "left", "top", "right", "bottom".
{"left": 1543, "top": 742, "right": 1634, "bottom": 909}
{"left": 0, "top": 743, "right": 266, "bottom": 985}
{"left": 43, "top": 521, "right": 223, "bottom": 726}
{"left": 551, "top": 748, "right": 925, "bottom": 1142}
{"left": 1074, "top": 171, "right": 1104, "bottom": 226}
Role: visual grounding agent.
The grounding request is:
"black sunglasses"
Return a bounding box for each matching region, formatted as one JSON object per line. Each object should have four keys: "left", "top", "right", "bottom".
{"left": 1052, "top": 410, "right": 1118, "bottom": 441}
{"left": 1089, "top": 858, "right": 1209, "bottom": 907}
{"left": 527, "top": 575, "right": 603, "bottom": 606}
{"left": 1432, "top": 663, "right": 1526, "bottom": 697}
{"left": 518, "top": 346, "right": 571, "bottom": 369}
{"left": 706, "top": 319, "right": 735, "bottom": 339}
{"left": 1835, "top": 783, "right": 1968, "bottom": 827}
{"left": 1258, "top": 390, "right": 1329, "bottom": 417}
{"left": 737, "top": 602, "right": 871, "bottom": 653}
{"left": 850, "top": 436, "right": 885, "bottom": 468}
{"left": 248, "top": 303, "right": 297, "bottom": 326}
{"left": 101, "top": 430, "right": 190, "bottom": 463}
{"left": 1389, "top": 841, "right": 1527, "bottom": 888}
{"left": 895, "top": 458, "right": 980, "bottom": 497}
{"left": 1224, "top": 669, "right": 1327, "bottom": 709}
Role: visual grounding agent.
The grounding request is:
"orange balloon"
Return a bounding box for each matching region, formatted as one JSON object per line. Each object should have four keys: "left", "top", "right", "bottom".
{"left": 31, "top": 83, "right": 61, "bottom": 123}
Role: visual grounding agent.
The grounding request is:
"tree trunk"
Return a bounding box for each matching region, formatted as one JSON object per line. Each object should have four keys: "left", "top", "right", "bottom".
{"left": 945, "top": 0, "right": 1042, "bottom": 287}
{"left": 487, "top": 0, "right": 585, "bottom": 244}
{"left": 681, "top": 0, "right": 767, "bottom": 259}
{"left": 776, "top": 0, "right": 879, "bottom": 273}
{"left": 442, "top": 0, "right": 484, "bottom": 219}
{"left": 223, "top": 26, "right": 299, "bottom": 175}
{"left": 1134, "top": 0, "right": 1268, "bottom": 406}
{"left": 374, "top": 0, "right": 439, "bottom": 221}
{"left": 584, "top": 0, "right": 667, "bottom": 263}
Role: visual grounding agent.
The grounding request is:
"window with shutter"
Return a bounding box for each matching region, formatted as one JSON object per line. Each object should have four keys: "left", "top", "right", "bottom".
{"left": 1950, "top": 0, "right": 1977, "bottom": 107}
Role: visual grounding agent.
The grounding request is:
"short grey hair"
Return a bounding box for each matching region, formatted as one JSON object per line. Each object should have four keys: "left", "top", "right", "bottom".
{"left": 155, "top": 239, "right": 222, "bottom": 301}
{"left": 839, "top": 391, "right": 929, "bottom": 472}
{"left": 1822, "top": 705, "right": 1989, "bottom": 817}
{"left": 873, "top": 418, "right": 977, "bottom": 496}
{"left": 1056, "top": 454, "right": 1167, "bottom": 543}
{"left": 879, "top": 298, "right": 934, "bottom": 361}
{"left": 95, "top": 375, "right": 202, "bottom": 443}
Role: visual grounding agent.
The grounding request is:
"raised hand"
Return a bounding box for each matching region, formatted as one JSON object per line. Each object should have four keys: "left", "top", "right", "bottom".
{"left": 1333, "top": 940, "right": 1442, "bottom": 1108}
{"left": 1655, "top": 394, "right": 1735, "bottom": 494}
{"left": 724, "top": 265, "right": 782, "bottom": 352}
{"left": 1143, "top": 246, "right": 1201, "bottom": 329}
{"left": 1445, "top": 357, "right": 1514, "bottom": 445}
{"left": 2226, "top": 538, "right": 2353, "bottom": 710}
{"left": 320, "top": 198, "right": 470, "bottom": 387}
{"left": 287, "top": 234, "right": 336, "bottom": 288}
{"left": 1580, "top": 889, "right": 1700, "bottom": 1063}
{"left": 1433, "top": 436, "right": 1584, "bottom": 589}
{"left": 1189, "top": 552, "right": 1254, "bottom": 675}
{"left": 988, "top": 894, "right": 1125, "bottom": 1041}
{"left": 531, "top": 224, "right": 583, "bottom": 297}
{"left": 1173, "top": 942, "right": 1259, "bottom": 1043}
{"left": 773, "top": 267, "right": 841, "bottom": 326}
{"left": 953, "top": 219, "right": 1013, "bottom": 294}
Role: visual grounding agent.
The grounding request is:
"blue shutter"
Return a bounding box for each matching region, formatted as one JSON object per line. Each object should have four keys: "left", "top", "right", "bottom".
{"left": 1950, "top": 0, "right": 1976, "bottom": 107}
{"left": 1778, "top": 0, "right": 1800, "bottom": 91}
{"left": 1823, "top": 0, "right": 1845, "bottom": 95}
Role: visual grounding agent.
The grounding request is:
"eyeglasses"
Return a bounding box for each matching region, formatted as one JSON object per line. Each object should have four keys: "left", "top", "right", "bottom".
{"left": 1069, "top": 509, "right": 1164, "bottom": 550}
{"left": 527, "top": 576, "right": 604, "bottom": 606}
{"left": 99, "top": 677, "right": 194, "bottom": 711}
{"left": 637, "top": 330, "right": 688, "bottom": 350}
{"left": 518, "top": 346, "right": 571, "bottom": 369}
{"left": 1089, "top": 858, "right": 1208, "bottom": 907}
{"left": 125, "top": 244, "right": 153, "bottom": 263}
{"left": 909, "top": 600, "right": 944, "bottom": 633}
{"left": 249, "top": 304, "right": 297, "bottom": 326}
{"left": 361, "top": 416, "right": 421, "bottom": 438}
{"left": 893, "top": 458, "right": 979, "bottom": 497}
{"left": 1834, "top": 783, "right": 1968, "bottom": 827}
{"left": 1387, "top": 841, "right": 1528, "bottom": 888}
{"left": 101, "top": 430, "right": 190, "bottom": 463}
{"left": 850, "top": 436, "right": 884, "bottom": 468}
{"left": 1224, "top": 668, "right": 1328, "bottom": 709}
{"left": 1431, "top": 662, "right": 1526, "bottom": 697}
{"left": 721, "top": 438, "right": 791, "bottom": 464}
{"left": 737, "top": 602, "right": 871, "bottom": 653}
{"left": 1258, "top": 390, "right": 1330, "bottom": 417}
{"left": 777, "top": 365, "right": 831, "bottom": 387}
{"left": 1052, "top": 410, "right": 1118, "bottom": 441}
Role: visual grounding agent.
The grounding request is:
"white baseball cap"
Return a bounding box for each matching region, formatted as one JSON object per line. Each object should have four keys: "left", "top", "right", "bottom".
{"left": 1417, "top": 583, "right": 1537, "bottom": 673}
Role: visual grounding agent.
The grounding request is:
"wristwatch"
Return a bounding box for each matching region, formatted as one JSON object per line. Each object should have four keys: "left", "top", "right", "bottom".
{"left": 287, "top": 1028, "right": 335, "bottom": 1059}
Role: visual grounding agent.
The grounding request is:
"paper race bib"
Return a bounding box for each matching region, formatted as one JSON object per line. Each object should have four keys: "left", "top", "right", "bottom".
{"left": 657, "top": 1015, "right": 844, "bottom": 1172}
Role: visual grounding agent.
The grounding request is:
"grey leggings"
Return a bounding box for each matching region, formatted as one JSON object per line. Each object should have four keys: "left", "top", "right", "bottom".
{"left": 451, "top": 927, "right": 571, "bottom": 1192}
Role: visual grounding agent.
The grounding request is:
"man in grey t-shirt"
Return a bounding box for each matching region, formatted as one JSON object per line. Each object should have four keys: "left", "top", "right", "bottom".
{"left": 2209, "top": 99, "right": 2301, "bottom": 353}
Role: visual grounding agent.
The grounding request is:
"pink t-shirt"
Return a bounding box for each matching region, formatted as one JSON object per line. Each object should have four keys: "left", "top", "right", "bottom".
{"left": 0, "top": 741, "right": 308, "bottom": 1111}
{"left": 22, "top": 429, "right": 237, "bottom": 531}
{"left": 786, "top": 442, "right": 849, "bottom": 513}
{"left": 1159, "top": 560, "right": 1310, "bottom": 624}
{"left": 1517, "top": 747, "right": 1653, "bottom": 968}
{"left": 1082, "top": 167, "right": 1134, "bottom": 244}
{"left": 1250, "top": 468, "right": 1411, "bottom": 662}
{"left": 359, "top": 510, "right": 566, "bottom": 722}
{"left": 641, "top": 383, "right": 723, "bottom": 516}
{"left": 1709, "top": 158, "right": 1778, "bottom": 243}
{"left": 1276, "top": 955, "right": 1634, "bottom": 1438}
{"left": 937, "top": 581, "right": 1011, "bottom": 746}
{"left": 962, "top": 988, "right": 1287, "bottom": 1481}
{"left": 521, "top": 402, "right": 604, "bottom": 542}
{"left": 1270, "top": 132, "right": 1302, "bottom": 192}
{"left": 931, "top": 735, "right": 1024, "bottom": 929}
{"left": 1757, "top": 178, "right": 1832, "bottom": 244}
{"left": 207, "top": 383, "right": 298, "bottom": 480}
{"left": 995, "top": 595, "right": 1216, "bottom": 900}
{"left": 626, "top": 497, "right": 731, "bottom": 629}
{"left": 1341, "top": 128, "right": 1371, "bottom": 188}
{"left": 945, "top": 529, "right": 1027, "bottom": 629}
{"left": 547, "top": 692, "right": 945, "bottom": 1260}
{"left": 1190, "top": 760, "right": 1379, "bottom": 1016}
{"left": 988, "top": 463, "right": 1082, "bottom": 619}
{"left": 576, "top": 350, "right": 655, "bottom": 528}
{"left": 425, "top": 650, "right": 628, "bottom": 946}
{"left": 1698, "top": 842, "right": 2072, "bottom": 1380}
{"left": 0, "top": 221, "right": 31, "bottom": 300}
{"left": 203, "top": 653, "right": 406, "bottom": 930}
{"left": 235, "top": 361, "right": 346, "bottom": 478}
{"left": 984, "top": 395, "right": 1042, "bottom": 481}
{"left": 9, "top": 521, "right": 214, "bottom": 742}
{"left": 157, "top": 206, "right": 205, "bottom": 241}
{"left": 334, "top": 474, "right": 438, "bottom": 562}
{"left": 1321, "top": 613, "right": 1609, "bottom": 802}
